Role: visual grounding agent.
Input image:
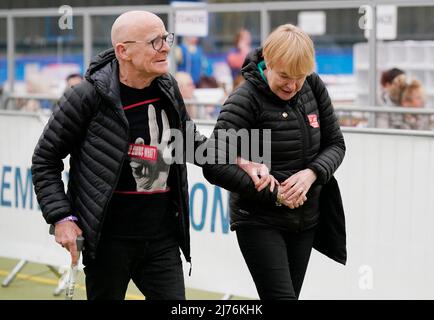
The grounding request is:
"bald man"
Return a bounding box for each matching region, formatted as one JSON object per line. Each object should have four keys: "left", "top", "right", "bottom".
{"left": 32, "top": 10, "right": 272, "bottom": 300}
{"left": 31, "top": 11, "right": 208, "bottom": 300}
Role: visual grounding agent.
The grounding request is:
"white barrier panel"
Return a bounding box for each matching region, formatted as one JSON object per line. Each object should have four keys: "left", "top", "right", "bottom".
{"left": 300, "top": 129, "right": 434, "bottom": 299}
{"left": 0, "top": 112, "right": 68, "bottom": 267}
{"left": 1, "top": 112, "right": 434, "bottom": 299}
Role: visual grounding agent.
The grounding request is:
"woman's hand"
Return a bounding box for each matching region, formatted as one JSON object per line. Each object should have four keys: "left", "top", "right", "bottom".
{"left": 279, "top": 169, "right": 317, "bottom": 207}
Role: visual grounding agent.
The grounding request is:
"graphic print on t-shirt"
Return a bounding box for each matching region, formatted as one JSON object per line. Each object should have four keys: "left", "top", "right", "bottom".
{"left": 113, "top": 84, "right": 175, "bottom": 195}
{"left": 128, "top": 104, "right": 173, "bottom": 192}
{"left": 104, "top": 83, "right": 176, "bottom": 240}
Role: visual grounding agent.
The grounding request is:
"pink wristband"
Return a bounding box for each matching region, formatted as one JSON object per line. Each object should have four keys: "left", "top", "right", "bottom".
{"left": 55, "top": 216, "right": 78, "bottom": 225}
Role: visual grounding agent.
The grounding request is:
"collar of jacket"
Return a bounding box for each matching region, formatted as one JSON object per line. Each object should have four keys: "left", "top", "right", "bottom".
{"left": 85, "top": 48, "right": 183, "bottom": 128}
{"left": 85, "top": 48, "right": 128, "bottom": 127}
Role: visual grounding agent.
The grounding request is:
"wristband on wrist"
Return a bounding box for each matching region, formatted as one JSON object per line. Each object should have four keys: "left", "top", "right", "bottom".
{"left": 55, "top": 215, "right": 78, "bottom": 225}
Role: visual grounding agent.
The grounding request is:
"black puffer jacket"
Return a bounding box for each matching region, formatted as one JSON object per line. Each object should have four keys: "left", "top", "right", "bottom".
{"left": 202, "top": 48, "right": 345, "bottom": 233}
{"left": 31, "top": 48, "right": 206, "bottom": 262}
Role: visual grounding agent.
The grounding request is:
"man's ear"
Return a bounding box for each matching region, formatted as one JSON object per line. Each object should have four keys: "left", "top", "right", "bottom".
{"left": 115, "top": 43, "right": 131, "bottom": 61}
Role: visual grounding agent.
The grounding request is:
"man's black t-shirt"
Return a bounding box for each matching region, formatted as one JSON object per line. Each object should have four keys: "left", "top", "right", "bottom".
{"left": 103, "top": 81, "right": 176, "bottom": 239}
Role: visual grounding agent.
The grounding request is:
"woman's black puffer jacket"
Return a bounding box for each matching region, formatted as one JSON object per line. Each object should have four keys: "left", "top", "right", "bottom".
{"left": 202, "top": 48, "right": 345, "bottom": 233}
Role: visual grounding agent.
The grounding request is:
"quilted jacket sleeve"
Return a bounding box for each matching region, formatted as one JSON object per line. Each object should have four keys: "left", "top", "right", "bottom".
{"left": 202, "top": 85, "right": 278, "bottom": 204}
{"left": 31, "top": 81, "right": 97, "bottom": 224}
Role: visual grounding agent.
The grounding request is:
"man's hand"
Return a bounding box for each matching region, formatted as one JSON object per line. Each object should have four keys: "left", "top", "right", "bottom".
{"left": 55, "top": 221, "right": 83, "bottom": 265}
{"left": 279, "top": 169, "right": 317, "bottom": 207}
{"left": 237, "top": 157, "right": 279, "bottom": 192}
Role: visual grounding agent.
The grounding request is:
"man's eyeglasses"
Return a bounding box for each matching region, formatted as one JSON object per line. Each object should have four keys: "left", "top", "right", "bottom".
{"left": 122, "top": 33, "right": 175, "bottom": 52}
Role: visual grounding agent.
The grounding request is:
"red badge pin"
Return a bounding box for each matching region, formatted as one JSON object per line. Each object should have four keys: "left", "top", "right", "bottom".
{"left": 307, "top": 114, "right": 319, "bottom": 128}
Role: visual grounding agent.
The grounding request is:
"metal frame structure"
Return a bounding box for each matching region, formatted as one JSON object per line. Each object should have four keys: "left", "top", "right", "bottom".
{"left": 1, "top": 0, "right": 434, "bottom": 104}
{"left": 2, "top": 92, "right": 434, "bottom": 128}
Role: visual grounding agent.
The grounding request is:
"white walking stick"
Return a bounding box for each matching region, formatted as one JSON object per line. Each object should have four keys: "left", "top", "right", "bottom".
{"left": 65, "top": 236, "right": 84, "bottom": 300}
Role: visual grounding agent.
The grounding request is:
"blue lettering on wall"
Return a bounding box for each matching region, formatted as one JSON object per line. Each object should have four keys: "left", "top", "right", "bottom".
{"left": 0, "top": 166, "right": 12, "bottom": 207}
{"left": 0, "top": 165, "right": 70, "bottom": 211}
{"left": 15, "top": 167, "right": 33, "bottom": 210}
{"left": 190, "top": 183, "right": 208, "bottom": 231}
{"left": 189, "top": 182, "right": 230, "bottom": 234}
{"left": 211, "top": 186, "right": 229, "bottom": 234}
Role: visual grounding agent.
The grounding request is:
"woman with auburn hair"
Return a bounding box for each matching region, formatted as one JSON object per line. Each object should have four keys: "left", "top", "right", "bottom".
{"left": 202, "top": 24, "right": 346, "bottom": 299}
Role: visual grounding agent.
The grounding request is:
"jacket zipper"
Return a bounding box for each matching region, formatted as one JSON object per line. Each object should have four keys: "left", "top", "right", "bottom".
{"left": 92, "top": 91, "right": 129, "bottom": 257}
{"left": 294, "top": 105, "right": 311, "bottom": 233}
{"left": 175, "top": 163, "right": 191, "bottom": 264}
{"left": 158, "top": 80, "right": 191, "bottom": 265}
{"left": 173, "top": 116, "right": 190, "bottom": 265}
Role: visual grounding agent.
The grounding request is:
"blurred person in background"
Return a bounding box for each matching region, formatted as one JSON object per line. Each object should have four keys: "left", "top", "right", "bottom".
{"left": 385, "top": 74, "right": 409, "bottom": 129}
{"left": 376, "top": 68, "right": 405, "bottom": 128}
{"left": 175, "top": 36, "right": 209, "bottom": 86}
{"left": 232, "top": 73, "right": 246, "bottom": 90}
{"left": 400, "top": 79, "right": 430, "bottom": 130}
{"left": 380, "top": 68, "right": 405, "bottom": 106}
{"left": 202, "top": 24, "right": 346, "bottom": 300}
{"left": 401, "top": 78, "right": 426, "bottom": 109}
{"left": 227, "top": 29, "right": 252, "bottom": 81}
{"left": 197, "top": 75, "right": 226, "bottom": 120}
{"left": 66, "top": 73, "right": 84, "bottom": 88}
{"left": 20, "top": 75, "right": 44, "bottom": 112}
{"left": 387, "top": 74, "right": 407, "bottom": 107}
{"left": 387, "top": 75, "right": 430, "bottom": 130}
{"left": 175, "top": 71, "right": 197, "bottom": 118}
